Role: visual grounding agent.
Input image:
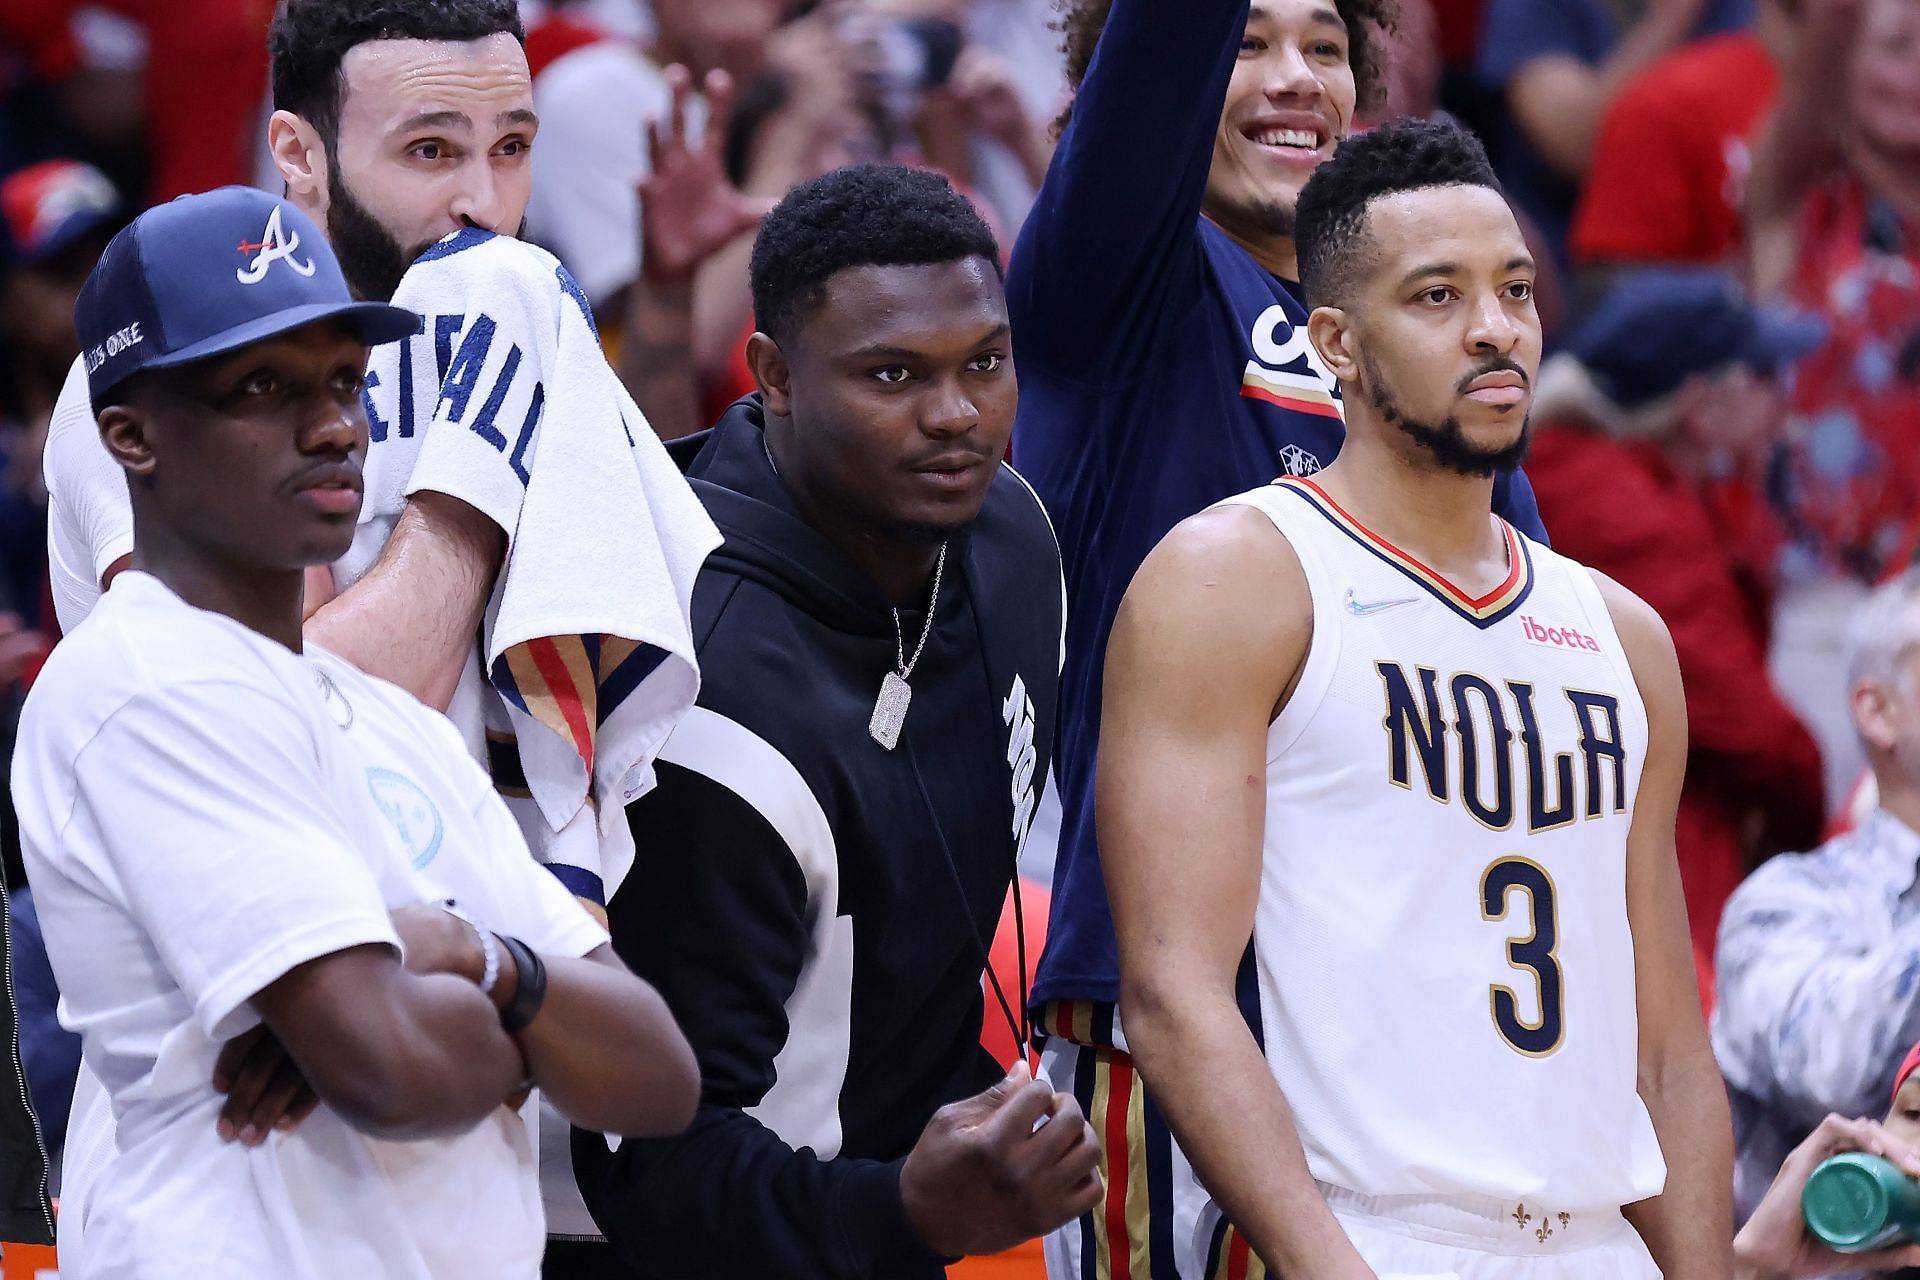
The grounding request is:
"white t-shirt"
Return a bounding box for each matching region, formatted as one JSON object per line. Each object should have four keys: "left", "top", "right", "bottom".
{"left": 15, "top": 572, "right": 607, "bottom": 1278}
{"left": 43, "top": 354, "right": 129, "bottom": 635}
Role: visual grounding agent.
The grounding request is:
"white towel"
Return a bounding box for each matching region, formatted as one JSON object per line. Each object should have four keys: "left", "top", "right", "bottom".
{"left": 337, "top": 228, "right": 720, "bottom": 905}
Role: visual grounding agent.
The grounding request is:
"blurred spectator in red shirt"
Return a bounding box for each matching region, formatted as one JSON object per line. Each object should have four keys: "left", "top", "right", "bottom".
{"left": 1473, "top": 0, "right": 1754, "bottom": 271}
{"left": 1743, "top": 0, "right": 1920, "bottom": 814}
{"left": 0, "top": 0, "right": 270, "bottom": 203}
{"left": 523, "top": 0, "right": 608, "bottom": 79}
{"left": 1527, "top": 268, "right": 1828, "bottom": 1003}
{"left": 1570, "top": 0, "right": 1798, "bottom": 273}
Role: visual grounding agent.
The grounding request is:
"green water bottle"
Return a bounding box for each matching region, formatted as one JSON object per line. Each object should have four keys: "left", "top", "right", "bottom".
{"left": 1802, "top": 1152, "right": 1920, "bottom": 1251}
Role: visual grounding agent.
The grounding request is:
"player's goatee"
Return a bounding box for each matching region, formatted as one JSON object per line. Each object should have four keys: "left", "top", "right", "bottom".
{"left": 1362, "top": 353, "right": 1532, "bottom": 478}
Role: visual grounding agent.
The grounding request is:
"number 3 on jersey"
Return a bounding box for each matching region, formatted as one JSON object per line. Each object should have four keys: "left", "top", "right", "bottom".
{"left": 1480, "top": 857, "right": 1565, "bottom": 1057}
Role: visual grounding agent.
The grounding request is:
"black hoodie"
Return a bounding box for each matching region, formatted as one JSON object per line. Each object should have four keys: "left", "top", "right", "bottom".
{"left": 574, "top": 397, "right": 1063, "bottom": 1279}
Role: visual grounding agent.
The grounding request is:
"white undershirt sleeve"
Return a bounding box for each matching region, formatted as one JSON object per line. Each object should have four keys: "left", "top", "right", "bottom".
{"left": 44, "top": 357, "right": 134, "bottom": 632}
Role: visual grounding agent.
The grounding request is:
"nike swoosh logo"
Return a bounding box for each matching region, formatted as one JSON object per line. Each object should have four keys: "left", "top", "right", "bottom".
{"left": 1344, "top": 589, "right": 1420, "bottom": 616}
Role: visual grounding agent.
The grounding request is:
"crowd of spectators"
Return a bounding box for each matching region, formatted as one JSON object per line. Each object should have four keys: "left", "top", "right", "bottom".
{"left": 3, "top": 0, "right": 1920, "bottom": 1265}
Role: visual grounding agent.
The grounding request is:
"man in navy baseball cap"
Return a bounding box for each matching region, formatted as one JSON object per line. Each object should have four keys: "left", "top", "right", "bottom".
{"left": 1525, "top": 267, "right": 1830, "bottom": 988}
{"left": 76, "top": 186, "right": 419, "bottom": 412}
{"left": 1556, "top": 268, "right": 1827, "bottom": 413}
{"left": 22, "top": 184, "right": 699, "bottom": 1280}
{"left": 75, "top": 186, "right": 421, "bottom": 586}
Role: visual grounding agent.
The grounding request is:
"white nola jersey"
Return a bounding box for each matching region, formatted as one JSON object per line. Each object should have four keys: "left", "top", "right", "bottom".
{"left": 1221, "top": 478, "right": 1665, "bottom": 1213}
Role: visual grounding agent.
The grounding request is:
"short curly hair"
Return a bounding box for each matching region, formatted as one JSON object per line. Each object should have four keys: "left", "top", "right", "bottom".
{"left": 750, "top": 165, "right": 1003, "bottom": 346}
{"left": 1055, "top": 0, "right": 1397, "bottom": 132}
{"left": 269, "top": 0, "right": 525, "bottom": 152}
{"left": 1294, "top": 117, "right": 1499, "bottom": 307}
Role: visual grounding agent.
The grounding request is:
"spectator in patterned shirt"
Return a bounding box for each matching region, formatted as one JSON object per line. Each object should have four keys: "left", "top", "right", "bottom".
{"left": 1714, "top": 567, "right": 1920, "bottom": 1220}
{"left": 1747, "top": 0, "right": 1920, "bottom": 810}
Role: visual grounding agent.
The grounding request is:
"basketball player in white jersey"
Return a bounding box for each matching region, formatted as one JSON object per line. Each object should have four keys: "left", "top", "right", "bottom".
{"left": 1092, "top": 117, "right": 1731, "bottom": 1279}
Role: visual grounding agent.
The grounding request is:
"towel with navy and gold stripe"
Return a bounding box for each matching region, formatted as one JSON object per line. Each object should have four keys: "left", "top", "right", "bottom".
{"left": 338, "top": 227, "right": 721, "bottom": 904}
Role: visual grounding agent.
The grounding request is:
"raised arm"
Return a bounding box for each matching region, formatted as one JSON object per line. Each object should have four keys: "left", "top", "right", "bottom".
{"left": 1485, "top": 0, "right": 1705, "bottom": 182}
{"left": 1744, "top": 0, "right": 1861, "bottom": 297}
{"left": 1100, "top": 506, "right": 1369, "bottom": 1277}
{"left": 304, "top": 491, "right": 504, "bottom": 711}
{"left": 619, "top": 65, "right": 774, "bottom": 440}
{"left": 1007, "top": 0, "right": 1248, "bottom": 378}
{"left": 1599, "top": 570, "right": 1734, "bottom": 1280}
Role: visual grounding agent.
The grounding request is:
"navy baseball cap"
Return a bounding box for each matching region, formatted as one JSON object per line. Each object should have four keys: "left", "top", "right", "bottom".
{"left": 75, "top": 186, "right": 421, "bottom": 406}
{"left": 1563, "top": 268, "right": 1826, "bottom": 409}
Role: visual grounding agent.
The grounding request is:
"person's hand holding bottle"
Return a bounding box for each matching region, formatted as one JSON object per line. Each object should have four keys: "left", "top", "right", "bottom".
{"left": 1736, "top": 1114, "right": 1920, "bottom": 1279}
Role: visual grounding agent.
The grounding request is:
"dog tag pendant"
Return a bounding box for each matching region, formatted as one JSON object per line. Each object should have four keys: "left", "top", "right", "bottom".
{"left": 869, "top": 671, "right": 911, "bottom": 750}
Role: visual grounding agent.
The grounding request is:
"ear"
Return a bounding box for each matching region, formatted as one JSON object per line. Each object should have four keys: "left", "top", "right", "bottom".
{"left": 1853, "top": 679, "right": 1900, "bottom": 754}
{"left": 1308, "top": 304, "right": 1359, "bottom": 384}
{"left": 746, "top": 332, "right": 793, "bottom": 417}
{"left": 1672, "top": 373, "right": 1719, "bottom": 432}
{"left": 98, "top": 405, "right": 156, "bottom": 479}
{"left": 268, "top": 110, "right": 330, "bottom": 217}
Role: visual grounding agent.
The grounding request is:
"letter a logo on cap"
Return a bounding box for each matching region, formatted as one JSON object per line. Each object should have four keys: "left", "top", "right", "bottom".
{"left": 234, "top": 205, "right": 316, "bottom": 284}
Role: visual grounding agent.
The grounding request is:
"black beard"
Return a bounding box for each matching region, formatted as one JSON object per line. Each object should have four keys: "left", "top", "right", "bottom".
{"left": 325, "top": 168, "right": 424, "bottom": 303}
{"left": 1363, "top": 353, "right": 1533, "bottom": 478}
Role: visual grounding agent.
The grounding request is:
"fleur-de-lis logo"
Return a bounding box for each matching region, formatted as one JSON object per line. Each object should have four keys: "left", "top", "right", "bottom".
{"left": 1536, "top": 1223, "right": 1553, "bottom": 1243}
{"left": 1511, "top": 1203, "right": 1531, "bottom": 1228}
{"left": 1558, "top": 1212, "right": 1571, "bottom": 1228}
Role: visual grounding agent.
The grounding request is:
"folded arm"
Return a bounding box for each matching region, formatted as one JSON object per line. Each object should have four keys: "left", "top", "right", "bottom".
{"left": 251, "top": 943, "right": 524, "bottom": 1141}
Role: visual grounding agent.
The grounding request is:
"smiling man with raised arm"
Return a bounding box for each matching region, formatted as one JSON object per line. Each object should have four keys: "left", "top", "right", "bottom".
{"left": 1010, "top": 8, "right": 1553, "bottom": 1270}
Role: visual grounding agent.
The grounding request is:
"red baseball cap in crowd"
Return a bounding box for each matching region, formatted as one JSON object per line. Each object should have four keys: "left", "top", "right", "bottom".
{"left": 1892, "top": 1040, "right": 1920, "bottom": 1109}
{"left": 0, "top": 159, "right": 123, "bottom": 269}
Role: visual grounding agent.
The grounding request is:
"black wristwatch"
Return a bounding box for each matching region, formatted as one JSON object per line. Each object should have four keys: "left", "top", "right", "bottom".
{"left": 496, "top": 935, "right": 547, "bottom": 1034}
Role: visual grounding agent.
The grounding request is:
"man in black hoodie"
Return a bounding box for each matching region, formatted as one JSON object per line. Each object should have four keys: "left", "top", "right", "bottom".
{"left": 569, "top": 164, "right": 1100, "bottom": 1279}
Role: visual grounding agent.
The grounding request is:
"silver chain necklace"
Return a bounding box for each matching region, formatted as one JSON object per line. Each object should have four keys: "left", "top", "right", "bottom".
{"left": 869, "top": 542, "right": 946, "bottom": 750}
{"left": 763, "top": 431, "right": 946, "bottom": 751}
